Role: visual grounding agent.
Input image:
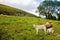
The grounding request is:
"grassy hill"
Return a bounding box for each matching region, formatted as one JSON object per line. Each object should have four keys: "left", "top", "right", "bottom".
{"left": 0, "top": 15, "right": 60, "bottom": 40}
{"left": 0, "top": 4, "right": 36, "bottom": 17}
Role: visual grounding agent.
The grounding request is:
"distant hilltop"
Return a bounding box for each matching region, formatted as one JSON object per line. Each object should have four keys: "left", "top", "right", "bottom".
{"left": 0, "top": 4, "right": 37, "bottom": 17}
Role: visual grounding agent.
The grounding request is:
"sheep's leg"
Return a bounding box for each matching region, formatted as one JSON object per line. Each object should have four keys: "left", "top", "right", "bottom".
{"left": 51, "top": 28, "right": 54, "bottom": 33}
{"left": 36, "top": 28, "right": 38, "bottom": 35}
{"left": 44, "top": 27, "right": 46, "bottom": 34}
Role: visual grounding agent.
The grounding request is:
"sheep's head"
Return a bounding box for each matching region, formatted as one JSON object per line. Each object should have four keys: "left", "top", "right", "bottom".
{"left": 45, "top": 21, "right": 52, "bottom": 28}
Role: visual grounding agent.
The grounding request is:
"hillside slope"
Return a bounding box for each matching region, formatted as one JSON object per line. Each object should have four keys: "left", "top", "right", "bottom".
{"left": 0, "top": 15, "right": 60, "bottom": 40}
{"left": 0, "top": 4, "right": 36, "bottom": 17}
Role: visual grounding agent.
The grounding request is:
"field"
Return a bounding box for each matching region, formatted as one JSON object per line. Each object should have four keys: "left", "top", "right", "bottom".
{"left": 0, "top": 15, "right": 60, "bottom": 40}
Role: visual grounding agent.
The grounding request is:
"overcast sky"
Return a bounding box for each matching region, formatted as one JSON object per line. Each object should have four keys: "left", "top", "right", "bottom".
{"left": 0, "top": 0, "right": 44, "bottom": 16}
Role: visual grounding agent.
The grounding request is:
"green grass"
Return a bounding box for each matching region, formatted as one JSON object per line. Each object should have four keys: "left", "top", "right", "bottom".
{"left": 0, "top": 15, "right": 60, "bottom": 40}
